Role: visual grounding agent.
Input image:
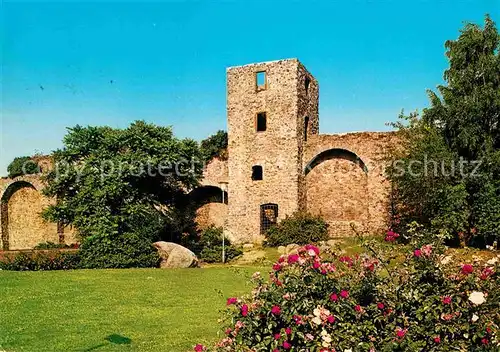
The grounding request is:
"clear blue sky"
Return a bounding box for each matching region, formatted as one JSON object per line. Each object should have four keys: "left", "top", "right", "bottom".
{"left": 1, "top": 0, "right": 498, "bottom": 176}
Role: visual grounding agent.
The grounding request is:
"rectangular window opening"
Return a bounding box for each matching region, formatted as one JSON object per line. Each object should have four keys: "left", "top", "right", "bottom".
{"left": 252, "top": 165, "right": 263, "bottom": 181}
{"left": 256, "top": 71, "right": 267, "bottom": 90}
{"left": 260, "top": 203, "right": 278, "bottom": 234}
{"left": 256, "top": 112, "right": 267, "bottom": 132}
{"left": 305, "top": 76, "right": 311, "bottom": 95}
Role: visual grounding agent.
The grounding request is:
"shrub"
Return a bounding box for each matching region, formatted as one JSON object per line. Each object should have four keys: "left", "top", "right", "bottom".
{"left": 186, "top": 226, "right": 242, "bottom": 263}
{"left": 265, "top": 211, "right": 329, "bottom": 247}
{"left": 34, "top": 242, "right": 72, "bottom": 250}
{"left": 78, "top": 232, "right": 160, "bottom": 269}
{"left": 198, "top": 234, "right": 499, "bottom": 351}
{"left": 0, "top": 250, "right": 80, "bottom": 271}
{"left": 7, "top": 156, "right": 40, "bottom": 178}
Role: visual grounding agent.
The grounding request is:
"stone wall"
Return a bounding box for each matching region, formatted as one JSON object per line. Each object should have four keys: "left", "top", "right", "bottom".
{"left": 304, "top": 132, "right": 397, "bottom": 236}
{"left": 0, "top": 175, "right": 77, "bottom": 250}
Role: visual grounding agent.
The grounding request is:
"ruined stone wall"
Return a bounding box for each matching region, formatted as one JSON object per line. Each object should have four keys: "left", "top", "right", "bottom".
{"left": 194, "top": 157, "right": 229, "bottom": 230}
{"left": 0, "top": 175, "right": 77, "bottom": 250}
{"left": 304, "top": 132, "right": 397, "bottom": 236}
{"left": 226, "top": 59, "right": 318, "bottom": 243}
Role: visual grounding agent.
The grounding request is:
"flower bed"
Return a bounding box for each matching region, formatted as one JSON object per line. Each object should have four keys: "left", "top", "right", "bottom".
{"left": 196, "top": 237, "right": 499, "bottom": 351}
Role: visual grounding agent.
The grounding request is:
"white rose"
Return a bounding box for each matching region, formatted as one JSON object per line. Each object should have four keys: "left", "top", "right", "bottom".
{"left": 468, "top": 291, "right": 486, "bottom": 305}
{"left": 312, "top": 316, "right": 322, "bottom": 325}
{"left": 472, "top": 314, "right": 479, "bottom": 322}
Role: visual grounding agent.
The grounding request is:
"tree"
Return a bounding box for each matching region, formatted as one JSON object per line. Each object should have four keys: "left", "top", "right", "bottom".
{"left": 388, "top": 15, "right": 500, "bottom": 247}
{"left": 42, "top": 121, "right": 204, "bottom": 267}
{"left": 200, "top": 130, "right": 228, "bottom": 163}
{"left": 7, "top": 156, "right": 40, "bottom": 178}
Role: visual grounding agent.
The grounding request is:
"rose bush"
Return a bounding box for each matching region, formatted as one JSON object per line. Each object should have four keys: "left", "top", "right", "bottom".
{"left": 196, "top": 234, "right": 499, "bottom": 351}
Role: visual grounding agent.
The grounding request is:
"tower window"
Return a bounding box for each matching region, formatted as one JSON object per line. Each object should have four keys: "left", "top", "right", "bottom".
{"left": 305, "top": 76, "right": 311, "bottom": 95}
{"left": 260, "top": 203, "right": 278, "bottom": 234}
{"left": 256, "top": 71, "right": 267, "bottom": 90}
{"left": 252, "top": 165, "right": 263, "bottom": 181}
{"left": 256, "top": 112, "right": 267, "bottom": 132}
{"left": 304, "top": 116, "right": 309, "bottom": 141}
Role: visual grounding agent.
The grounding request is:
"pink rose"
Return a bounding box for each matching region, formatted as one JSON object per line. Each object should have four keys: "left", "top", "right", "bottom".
{"left": 340, "top": 290, "right": 349, "bottom": 299}
{"left": 226, "top": 297, "right": 237, "bottom": 305}
{"left": 271, "top": 305, "right": 281, "bottom": 315}
{"left": 327, "top": 315, "right": 335, "bottom": 323}
{"left": 433, "top": 336, "right": 441, "bottom": 344}
{"left": 241, "top": 304, "right": 248, "bottom": 317}
{"left": 285, "top": 327, "right": 292, "bottom": 335}
{"left": 272, "top": 263, "right": 282, "bottom": 271}
{"left": 194, "top": 344, "right": 205, "bottom": 352}
{"left": 377, "top": 302, "right": 384, "bottom": 310}
{"left": 330, "top": 293, "right": 338, "bottom": 302}
{"left": 414, "top": 249, "right": 422, "bottom": 257}
{"left": 441, "top": 296, "right": 452, "bottom": 305}
{"left": 461, "top": 264, "right": 474, "bottom": 275}
{"left": 283, "top": 341, "right": 291, "bottom": 349}
{"left": 274, "top": 333, "right": 281, "bottom": 340}
{"left": 287, "top": 254, "right": 299, "bottom": 264}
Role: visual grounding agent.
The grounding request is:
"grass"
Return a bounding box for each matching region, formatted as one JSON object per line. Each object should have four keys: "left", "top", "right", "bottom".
{"left": 0, "top": 266, "right": 264, "bottom": 352}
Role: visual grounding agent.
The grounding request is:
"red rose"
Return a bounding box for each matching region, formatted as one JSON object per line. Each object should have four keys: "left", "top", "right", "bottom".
{"left": 330, "top": 293, "right": 338, "bottom": 302}
{"left": 271, "top": 305, "right": 281, "bottom": 315}
{"left": 327, "top": 315, "right": 335, "bottom": 323}
{"left": 377, "top": 302, "right": 385, "bottom": 310}
{"left": 241, "top": 304, "right": 249, "bottom": 317}
{"left": 441, "top": 296, "right": 452, "bottom": 305}
{"left": 433, "top": 336, "right": 441, "bottom": 344}
{"left": 194, "top": 344, "right": 205, "bottom": 351}
{"left": 340, "top": 290, "right": 349, "bottom": 299}
{"left": 274, "top": 333, "right": 281, "bottom": 340}
{"left": 226, "top": 297, "right": 237, "bottom": 305}
{"left": 355, "top": 305, "right": 362, "bottom": 312}
{"left": 283, "top": 341, "right": 291, "bottom": 349}
{"left": 272, "top": 263, "right": 282, "bottom": 271}
{"left": 287, "top": 254, "right": 299, "bottom": 264}
{"left": 461, "top": 264, "right": 474, "bottom": 275}
{"left": 285, "top": 327, "right": 292, "bottom": 335}
{"left": 414, "top": 249, "right": 422, "bottom": 257}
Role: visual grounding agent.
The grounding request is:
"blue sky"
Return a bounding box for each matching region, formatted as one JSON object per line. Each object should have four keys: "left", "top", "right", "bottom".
{"left": 1, "top": 0, "right": 498, "bottom": 176}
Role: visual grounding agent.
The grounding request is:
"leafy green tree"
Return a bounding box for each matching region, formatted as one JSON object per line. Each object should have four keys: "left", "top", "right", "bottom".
{"left": 389, "top": 15, "right": 500, "bottom": 247}
{"left": 7, "top": 156, "right": 40, "bottom": 178}
{"left": 43, "top": 121, "right": 204, "bottom": 267}
{"left": 200, "top": 130, "right": 228, "bottom": 163}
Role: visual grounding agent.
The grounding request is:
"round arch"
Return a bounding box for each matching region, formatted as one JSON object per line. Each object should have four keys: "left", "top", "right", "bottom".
{"left": 188, "top": 185, "right": 228, "bottom": 230}
{"left": 304, "top": 148, "right": 369, "bottom": 236}
{"left": 1, "top": 180, "right": 50, "bottom": 250}
{"left": 304, "top": 148, "right": 368, "bottom": 175}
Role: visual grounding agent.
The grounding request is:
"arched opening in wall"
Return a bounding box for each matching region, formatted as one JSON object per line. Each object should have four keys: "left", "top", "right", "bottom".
{"left": 304, "top": 149, "right": 369, "bottom": 236}
{"left": 260, "top": 203, "right": 278, "bottom": 234}
{"left": 1, "top": 181, "right": 58, "bottom": 250}
{"left": 189, "top": 186, "right": 228, "bottom": 230}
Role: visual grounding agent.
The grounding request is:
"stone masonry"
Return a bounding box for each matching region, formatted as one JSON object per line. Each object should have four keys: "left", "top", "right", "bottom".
{"left": 0, "top": 58, "right": 397, "bottom": 248}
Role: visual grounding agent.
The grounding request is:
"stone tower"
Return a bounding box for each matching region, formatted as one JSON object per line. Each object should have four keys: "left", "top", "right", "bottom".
{"left": 226, "top": 59, "right": 319, "bottom": 243}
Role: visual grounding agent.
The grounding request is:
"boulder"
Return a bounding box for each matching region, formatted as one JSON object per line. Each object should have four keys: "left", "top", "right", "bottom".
{"left": 153, "top": 242, "right": 199, "bottom": 268}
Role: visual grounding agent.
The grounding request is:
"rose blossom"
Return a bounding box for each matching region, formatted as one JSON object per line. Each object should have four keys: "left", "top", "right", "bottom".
{"left": 241, "top": 304, "right": 249, "bottom": 316}
{"left": 340, "top": 290, "right": 349, "bottom": 299}
{"left": 271, "top": 305, "right": 281, "bottom": 315}
{"left": 461, "top": 264, "right": 474, "bottom": 275}
{"left": 414, "top": 249, "right": 422, "bottom": 257}
{"left": 441, "top": 296, "right": 452, "bottom": 305}
{"left": 226, "top": 297, "right": 237, "bottom": 305}
{"left": 468, "top": 291, "right": 486, "bottom": 305}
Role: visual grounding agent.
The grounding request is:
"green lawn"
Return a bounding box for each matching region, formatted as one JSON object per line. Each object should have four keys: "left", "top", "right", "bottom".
{"left": 0, "top": 267, "right": 263, "bottom": 352}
